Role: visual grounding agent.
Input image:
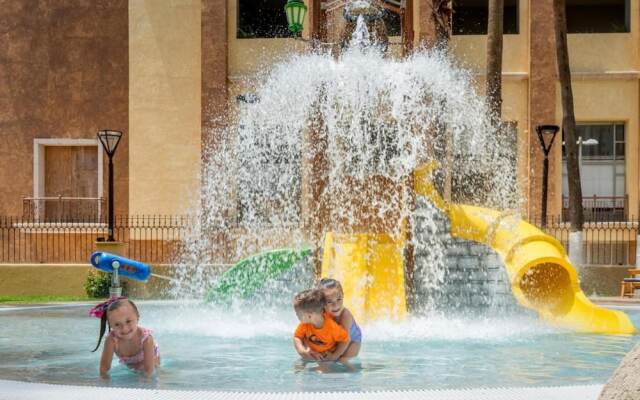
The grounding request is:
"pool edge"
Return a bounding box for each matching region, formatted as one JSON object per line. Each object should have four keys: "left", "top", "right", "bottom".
{"left": 0, "top": 379, "right": 604, "bottom": 400}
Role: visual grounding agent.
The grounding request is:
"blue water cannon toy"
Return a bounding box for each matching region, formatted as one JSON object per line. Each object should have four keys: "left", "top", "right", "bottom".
{"left": 90, "top": 252, "right": 151, "bottom": 282}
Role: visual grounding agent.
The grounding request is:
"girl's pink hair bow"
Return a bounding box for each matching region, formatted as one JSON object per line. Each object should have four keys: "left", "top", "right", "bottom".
{"left": 89, "top": 296, "right": 127, "bottom": 319}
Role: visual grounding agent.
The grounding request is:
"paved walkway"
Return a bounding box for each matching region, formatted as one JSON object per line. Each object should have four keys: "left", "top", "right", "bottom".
{"left": 592, "top": 297, "right": 640, "bottom": 306}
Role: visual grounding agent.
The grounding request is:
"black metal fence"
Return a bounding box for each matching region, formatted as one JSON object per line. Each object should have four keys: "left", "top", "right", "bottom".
{"left": 0, "top": 215, "right": 194, "bottom": 264}
{"left": 1, "top": 214, "right": 638, "bottom": 266}
{"left": 533, "top": 216, "right": 638, "bottom": 266}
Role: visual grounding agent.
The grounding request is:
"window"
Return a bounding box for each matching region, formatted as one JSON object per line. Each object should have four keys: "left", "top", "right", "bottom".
{"left": 32, "top": 139, "right": 103, "bottom": 222}
{"left": 567, "top": 0, "right": 629, "bottom": 33}
{"left": 561, "top": 124, "right": 626, "bottom": 162}
{"left": 562, "top": 123, "right": 626, "bottom": 221}
{"left": 453, "top": 0, "right": 519, "bottom": 35}
{"left": 384, "top": 10, "right": 401, "bottom": 37}
{"left": 237, "top": 0, "right": 292, "bottom": 39}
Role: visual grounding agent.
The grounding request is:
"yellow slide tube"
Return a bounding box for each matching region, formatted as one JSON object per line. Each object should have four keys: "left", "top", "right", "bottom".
{"left": 415, "top": 164, "right": 634, "bottom": 334}
{"left": 321, "top": 232, "right": 407, "bottom": 322}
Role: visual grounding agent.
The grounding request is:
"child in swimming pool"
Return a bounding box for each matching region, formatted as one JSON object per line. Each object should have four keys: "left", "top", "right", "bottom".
{"left": 318, "top": 278, "right": 361, "bottom": 361}
{"left": 90, "top": 297, "right": 160, "bottom": 377}
{"left": 293, "top": 289, "right": 349, "bottom": 361}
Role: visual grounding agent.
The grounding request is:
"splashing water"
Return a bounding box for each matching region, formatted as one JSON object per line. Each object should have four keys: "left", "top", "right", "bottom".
{"left": 4, "top": 304, "right": 636, "bottom": 391}
{"left": 351, "top": 15, "right": 372, "bottom": 47}
{"left": 173, "top": 31, "right": 519, "bottom": 316}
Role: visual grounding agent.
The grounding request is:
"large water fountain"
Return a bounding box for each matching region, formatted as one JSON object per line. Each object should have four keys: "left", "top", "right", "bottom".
{"left": 180, "top": 5, "right": 512, "bottom": 309}
{"left": 177, "top": 2, "right": 631, "bottom": 333}
{"left": 0, "top": 1, "right": 637, "bottom": 396}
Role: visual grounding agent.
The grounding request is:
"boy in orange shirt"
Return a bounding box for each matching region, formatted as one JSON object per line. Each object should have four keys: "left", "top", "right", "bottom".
{"left": 293, "top": 289, "right": 349, "bottom": 361}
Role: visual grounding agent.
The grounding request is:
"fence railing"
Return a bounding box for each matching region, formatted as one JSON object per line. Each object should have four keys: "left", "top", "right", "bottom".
{"left": 562, "top": 195, "right": 627, "bottom": 222}
{"left": 23, "top": 197, "right": 106, "bottom": 222}
{"left": 2, "top": 213, "right": 639, "bottom": 266}
{"left": 533, "top": 216, "right": 638, "bottom": 266}
{"left": 0, "top": 215, "right": 195, "bottom": 264}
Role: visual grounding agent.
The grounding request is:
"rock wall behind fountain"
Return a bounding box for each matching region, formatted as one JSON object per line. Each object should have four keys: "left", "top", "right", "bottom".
{"left": 412, "top": 197, "right": 519, "bottom": 314}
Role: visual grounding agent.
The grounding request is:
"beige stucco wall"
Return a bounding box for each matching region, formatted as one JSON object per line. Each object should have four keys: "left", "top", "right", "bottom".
{"left": 414, "top": 0, "right": 532, "bottom": 210}
{"left": 129, "top": 0, "right": 202, "bottom": 215}
{"left": 467, "top": 74, "right": 529, "bottom": 209}
{"left": 449, "top": 0, "right": 640, "bottom": 218}
{"left": 553, "top": 79, "right": 640, "bottom": 218}
{"left": 556, "top": 0, "right": 640, "bottom": 218}
{"left": 0, "top": 264, "right": 222, "bottom": 298}
{"left": 503, "top": 79, "right": 530, "bottom": 210}
{"left": 0, "top": 265, "right": 92, "bottom": 296}
{"left": 227, "top": 0, "right": 308, "bottom": 78}
{"left": 567, "top": 0, "right": 639, "bottom": 73}
{"left": 450, "top": 0, "right": 529, "bottom": 73}
{"left": 224, "top": 1, "right": 640, "bottom": 220}
{"left": 569, "top": 34, "right": 639, "bottom": 72}
{"left": 0, "top": 263, "right": 627, "bottom": 298}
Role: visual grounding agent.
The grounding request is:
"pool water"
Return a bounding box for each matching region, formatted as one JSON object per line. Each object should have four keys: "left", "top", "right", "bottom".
{"left": 1, "top": 302, "right": 638, "bottom": 392}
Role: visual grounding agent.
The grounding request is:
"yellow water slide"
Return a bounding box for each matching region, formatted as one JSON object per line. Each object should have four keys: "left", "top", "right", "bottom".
{"left": 319, "top": 163, "right": 633, "bottom": 333}
{"left": 414, "top": 163, "right": 635, "bottom": 334}
{"left": 321, "top": 232, "right": 407, "bottom": 322}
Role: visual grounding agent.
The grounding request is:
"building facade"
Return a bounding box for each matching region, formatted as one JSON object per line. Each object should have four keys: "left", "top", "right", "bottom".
{"left": 0, "top": 0, "right": 638, "bottom": 222}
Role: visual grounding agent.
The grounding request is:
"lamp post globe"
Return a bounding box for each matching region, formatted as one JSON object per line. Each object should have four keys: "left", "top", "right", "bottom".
{"left": 97, "top": 129, "right": 122, "bottom": 157}
{"left": 536, "top": 125, "right": 560, "bottom": 154}
{"left": 97, "top": 129, "right": 123, "bottom": 242}
{"left": 535, "top": 124, "right": 560, "bottom": 227}
{"left": 285, "top": 0, "right": 307, "bottom": 35}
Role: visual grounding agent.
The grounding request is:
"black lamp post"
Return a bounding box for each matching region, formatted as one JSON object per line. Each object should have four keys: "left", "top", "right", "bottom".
{"left": 536, "top": 124, "right": 560, "bottom": 227}
{"left": 97, "top": 129, "right": 122, "bottom": 242}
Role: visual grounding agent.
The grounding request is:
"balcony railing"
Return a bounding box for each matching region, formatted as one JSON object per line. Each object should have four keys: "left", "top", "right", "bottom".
{"left": 562, "top": 195, "right": 627, "bottom": 222}
{"left": 22, "top": 196, "right": 105, "bottom": 222}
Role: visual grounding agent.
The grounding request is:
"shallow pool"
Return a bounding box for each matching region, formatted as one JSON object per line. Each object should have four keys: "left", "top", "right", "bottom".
{"left": 0, "top": 302, "right": 638, "bottom": 392}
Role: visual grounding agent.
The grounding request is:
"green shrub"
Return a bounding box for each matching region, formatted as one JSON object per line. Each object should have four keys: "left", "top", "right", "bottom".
{"left": 84, "top": 270, "right": 127, "bottom": 298}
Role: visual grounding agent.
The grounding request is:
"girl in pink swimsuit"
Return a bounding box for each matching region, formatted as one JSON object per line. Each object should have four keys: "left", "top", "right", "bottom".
{"left": 90, "top": 298, "right": 160, "bottom": 377}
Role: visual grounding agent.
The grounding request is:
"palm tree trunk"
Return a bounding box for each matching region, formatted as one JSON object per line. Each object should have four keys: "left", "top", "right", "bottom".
{"left": 486, "top": 0, "right": 504, "bottom": 121}
{"left": 427, "top": 0, "right": 453, "bottom": 200}
{"left": 553, "top": 0, "right": 584, "bottom": 232}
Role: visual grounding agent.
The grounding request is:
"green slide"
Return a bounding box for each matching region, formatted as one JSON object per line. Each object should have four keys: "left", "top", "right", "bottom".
{"left": 206, "top": 247, "right": 312, "bottom": 303}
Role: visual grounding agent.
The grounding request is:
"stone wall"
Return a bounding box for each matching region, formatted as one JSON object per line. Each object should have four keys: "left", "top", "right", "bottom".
{"left": 411, "top": 197, "right": 518, "bottom": 314}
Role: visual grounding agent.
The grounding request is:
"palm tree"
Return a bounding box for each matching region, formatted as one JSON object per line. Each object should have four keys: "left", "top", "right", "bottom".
{"left": 553, "top": 0, "right": 584, "bottom": 233}
{"left": 486, "top": 0, "right": 504, "bottom": 121}
{"left": 553, "top": 0, "right": 584, "bottom": 267}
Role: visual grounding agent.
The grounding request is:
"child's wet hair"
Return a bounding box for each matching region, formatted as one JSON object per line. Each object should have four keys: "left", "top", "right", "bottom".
{"left": 92, "top": 298, "right": 139, "bottom": 352}
{"left": 318, "top": 278, "right": 343, "bottom": 293}
{"left": 293, "top": 289, "right": 326, "bottom": 314}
